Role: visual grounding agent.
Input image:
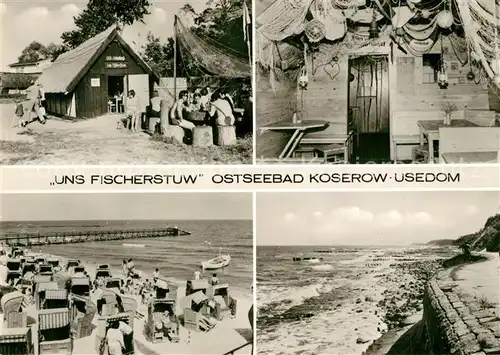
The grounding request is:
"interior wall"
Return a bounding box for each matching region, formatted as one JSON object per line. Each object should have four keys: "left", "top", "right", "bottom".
{"left": 299, "top": 56, "right": 348, "bottom": 137}
{"left": 391, "top": 36, "right": 490, "bottom": 112}
{"left": 256, "top": 66, "right": 297, "bottom": 159}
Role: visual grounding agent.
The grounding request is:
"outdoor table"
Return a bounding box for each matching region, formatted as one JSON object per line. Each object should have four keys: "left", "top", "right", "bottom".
{"left": 441, "top": 152, "right": 498, "bottom": 164}
{"left": 259, "top": 120, "right": 330, "bottom": 159}
{"left": 417, "top": 119, "right": 478, "bottom": 164}
{"left": 185, "top": 111, "right": 208, "bottom": 126}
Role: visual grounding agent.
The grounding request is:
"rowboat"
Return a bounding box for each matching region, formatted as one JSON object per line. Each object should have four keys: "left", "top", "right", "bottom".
{"left": 201, "top": 253, "right": 231, "bottom": 270}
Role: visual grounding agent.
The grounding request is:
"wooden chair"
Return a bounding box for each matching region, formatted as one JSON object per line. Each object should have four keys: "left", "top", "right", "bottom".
{"left": 314, "top": 144, "right": 348, "bottom": 164}
{"left": 412, "top": 145, "right": 429, "bottom": 163}
{"left": 108, "top": 100, "right": 116, "bottom": 114}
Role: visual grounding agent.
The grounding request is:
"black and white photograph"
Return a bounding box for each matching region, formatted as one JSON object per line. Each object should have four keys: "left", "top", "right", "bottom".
{"left": 1, "top": 0, "right": 253, "bottom": 165}
{"left": 255, "top": 0, "right": 500, "bottom": 164}
{"left": 0, "top": 192, "right": 254, "bottom": 354}
{"left": 256, "top": 191, "right": 500, "bottom": 354}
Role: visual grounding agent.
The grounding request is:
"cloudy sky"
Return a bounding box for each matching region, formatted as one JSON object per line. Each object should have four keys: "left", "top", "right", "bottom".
{"left": 257, "top": 191, "right": 500, "bottom": 246}
{"left": 0, "top": 0, "right": 208, "bottom": 68}
{"left": 1, "top": 193, "right": 252, "bottom": 221}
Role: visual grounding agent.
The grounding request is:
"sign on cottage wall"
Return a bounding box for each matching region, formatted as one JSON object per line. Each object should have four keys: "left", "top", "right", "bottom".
{"left": 105, "top": 62, "right": 127, "bottom": 69}
{"left": 105, "top": 56, "right": 125, "bottom": 61}
{"left": 105, "top": 55, "right": 127, "bottom": 69}
{"left": 91, "top": 78, "right": 100, "bottom": 87}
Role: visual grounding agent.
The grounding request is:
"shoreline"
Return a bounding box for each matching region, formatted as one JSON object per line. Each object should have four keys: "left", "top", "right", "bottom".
{"left": 363, "top": 252, "right": 493, "bottom": 355}
{"left": 257, "top": 249, "right": 449, "bottom": 355}
{"left": 1, "top": 249, "right": 254, "bottom": 355}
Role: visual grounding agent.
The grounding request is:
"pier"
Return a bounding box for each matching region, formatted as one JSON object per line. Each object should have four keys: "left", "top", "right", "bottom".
{"left": 0, "top": 226, "right": 191, "bottom": 247}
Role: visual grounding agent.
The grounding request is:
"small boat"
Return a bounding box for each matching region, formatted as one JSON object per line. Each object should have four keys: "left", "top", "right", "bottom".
{"left": 122, "top": 243, "right": 146, "bottom": 248}
{"left": 202, "top": 251, "right": 231, "bottom": 270}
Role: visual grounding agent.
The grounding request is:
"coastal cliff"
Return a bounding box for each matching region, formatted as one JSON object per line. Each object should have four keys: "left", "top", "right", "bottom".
{"left": 386, "top": 256, "right": 500, "bottom": 355}
{"left": 428, "top": 214, "right": 500, "bottom": 252}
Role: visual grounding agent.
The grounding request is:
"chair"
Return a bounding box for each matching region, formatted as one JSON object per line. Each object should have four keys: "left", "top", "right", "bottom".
{"left": 116, "top": 97, "right": 124, "bottom": 113}
{"left": 412, "top": 145, "right": 429, "bottom": 163}
{"left": 314, "top": 144, "right": 348, "bottom": 164}
{"left": 108, "top": 100, "right": 117, "bottom": 114}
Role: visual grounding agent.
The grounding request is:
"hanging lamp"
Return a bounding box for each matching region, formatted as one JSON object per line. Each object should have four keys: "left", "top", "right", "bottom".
{"left": 466, "top": 41, "right": 475, "bottom": 81}
{"left": 369, "top": 5, "right": 379, "bottom": 39}
{"left": 438, "top": 37, "right": 449, "bottom": 89}
{"left": 437, "top": 0, "right": 453, "bottom": 29}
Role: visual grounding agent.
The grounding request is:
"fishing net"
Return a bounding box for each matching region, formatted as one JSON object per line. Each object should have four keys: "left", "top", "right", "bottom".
{"left": 175, "top": 19, "right": 251, "bottom": 78}
{"left": 257, "top": 0, "right": 312, "bottom": 41}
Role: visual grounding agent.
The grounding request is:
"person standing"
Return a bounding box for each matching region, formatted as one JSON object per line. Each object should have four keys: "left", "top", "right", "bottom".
{"left": 125, "top": 90, "right": 140, "bottom": 132}
{"left": 106, "top": 322, "right": 125, "bottom": 355}
{"left": 13, "top": 100, "right": 26, "bottom": 128}
{"left": 152, "top": 268, "right": 160, "bottom": 283}
{"left": 194, "top": 267, "right": 202, "bottom": 280}
{"left": 26, "top": 82, "right": 46, "bottom": 124}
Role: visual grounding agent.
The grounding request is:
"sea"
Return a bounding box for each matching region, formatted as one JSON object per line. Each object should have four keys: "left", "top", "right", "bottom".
{"left": 256, "top": 245, "right": 452, "bottom": 355}
{"left": 0, "top": 219, "right": 252, "bottom": 292}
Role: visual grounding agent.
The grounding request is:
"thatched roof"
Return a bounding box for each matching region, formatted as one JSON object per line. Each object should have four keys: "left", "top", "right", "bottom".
{"left": 37, "top": 26, "right": 159, "bottom": 94}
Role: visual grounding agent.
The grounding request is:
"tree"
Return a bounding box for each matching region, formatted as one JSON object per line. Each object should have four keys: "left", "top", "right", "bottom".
{"left": 141, "top": 33, "right": 175, "bottom": 77}
{"left": 45, "top": 43, "right": 66, "bottom": 61}
{"left": 17, "top": 42, "right": 64, "bottom": 63}
{"left": 17, "top": 41, "right": 48, "bottom": 63}
{"left": 192, "top": 0, "right": 251, "bottom": 57}
{"left": 61, "top": 0, "right": 151, "bottom": 49}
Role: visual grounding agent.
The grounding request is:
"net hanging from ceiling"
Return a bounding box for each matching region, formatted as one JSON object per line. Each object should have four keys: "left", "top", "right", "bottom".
{"left": 175, "top": 19, "right": 251, "bottom": 78}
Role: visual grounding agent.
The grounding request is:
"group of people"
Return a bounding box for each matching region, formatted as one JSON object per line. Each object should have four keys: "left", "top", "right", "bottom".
{"left": 169, "top": 86, "right": 236, "bottom": 133}
{"left": 13, "top": 82, "right": 48, "bottom": 128}
{"left": 122, "top": 85, "right": 246, "bottom": 139}
{"left": 194, "top": 266, "right": 219, "bottom": 286}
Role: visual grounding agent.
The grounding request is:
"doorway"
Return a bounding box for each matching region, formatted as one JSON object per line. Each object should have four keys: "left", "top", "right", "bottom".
{"left": 107, "top": 75, "right": 125, "bottom": 113}
{"left": 348, "top": 55, "right": 390, "bottom": 163}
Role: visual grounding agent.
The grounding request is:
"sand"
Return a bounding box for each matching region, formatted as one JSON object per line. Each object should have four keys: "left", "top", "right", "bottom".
{"left": 0, "top": 103, "right": 251, "bottom": 165}
{"left": 0, "top": 251, "right": 253, "bottom": 355}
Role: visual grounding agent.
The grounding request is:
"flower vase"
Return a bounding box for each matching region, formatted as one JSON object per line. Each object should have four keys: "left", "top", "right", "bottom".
{"left": 443, "top": 113, "right": 452, "bottom": 126}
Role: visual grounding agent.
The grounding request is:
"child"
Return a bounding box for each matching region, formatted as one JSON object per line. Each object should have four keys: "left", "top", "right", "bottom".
{"left": 14, "top": 100, "right": 26, "bottom": 128}
{"left": 211, "top": 273, "right": 219, "bottom": 286}
{"left": 125, "top": 90, "right": 140, "bottom": 132}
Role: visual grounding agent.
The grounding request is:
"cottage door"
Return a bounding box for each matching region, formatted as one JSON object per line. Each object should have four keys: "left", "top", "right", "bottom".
{"left": 348, "top": 55, "right": 390, "bottom": 163}
{"left": 128, "top": 74, "right": 149, "bottom": 114}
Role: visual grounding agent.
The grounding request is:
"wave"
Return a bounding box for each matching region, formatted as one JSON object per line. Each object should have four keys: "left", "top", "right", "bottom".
{"left": 311, "top": 264, "right": 334, "bottom": 271}
{"left": 122, "top": 243, "right": 146, "bottom": 248}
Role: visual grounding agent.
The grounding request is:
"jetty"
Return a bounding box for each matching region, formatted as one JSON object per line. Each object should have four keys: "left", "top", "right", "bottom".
{"left": 0, "top": 226, "right": 191, "bottom": 247}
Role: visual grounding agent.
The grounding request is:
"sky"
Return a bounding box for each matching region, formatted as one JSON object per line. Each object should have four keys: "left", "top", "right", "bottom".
{"left": 0, "top": 193, "right": 252, "bottom": 221}
{"left": 0, "top": 0, "right": 207, "bottom": 68}
{"left": 257, "top": 191, "right": 500, "bottom": 246}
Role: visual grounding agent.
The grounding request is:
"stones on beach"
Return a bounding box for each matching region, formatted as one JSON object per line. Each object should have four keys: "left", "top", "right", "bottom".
{"left": 356, "top": 298, "right": 362, "bottom": 304}
{"left": 356, "top": 337, "right": 369, "bottom": 344}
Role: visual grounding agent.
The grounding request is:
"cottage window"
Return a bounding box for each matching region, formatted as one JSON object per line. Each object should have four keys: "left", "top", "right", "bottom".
{"left": 422, "top": 54, "right": 441, "bottom": 84}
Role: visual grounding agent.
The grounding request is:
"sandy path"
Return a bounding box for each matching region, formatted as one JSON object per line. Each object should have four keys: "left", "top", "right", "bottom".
{"left": 453, "top": 252, "right": 500, "bottom": 316}
{"left": 0, "top": 103, "right": 251, "bottom": 165}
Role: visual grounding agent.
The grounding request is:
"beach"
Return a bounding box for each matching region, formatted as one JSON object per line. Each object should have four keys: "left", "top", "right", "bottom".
{"left": 0, "top": 219, "right": 253, "bottom": 354}
{"left": 257, "top": 245, "right": 456, "bottom": 355}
